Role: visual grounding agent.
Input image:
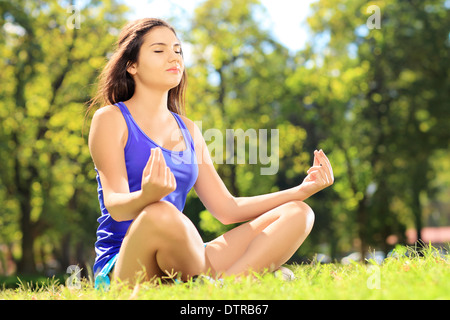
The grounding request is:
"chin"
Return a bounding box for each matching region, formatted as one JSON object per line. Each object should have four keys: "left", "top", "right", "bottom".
{"left": 167, "top": 80, "right": 183, "bottom": 90}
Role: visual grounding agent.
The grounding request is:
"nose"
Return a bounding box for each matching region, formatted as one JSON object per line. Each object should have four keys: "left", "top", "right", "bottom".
{"left": 169, "top": 50, "right": 182, "bottom": 64}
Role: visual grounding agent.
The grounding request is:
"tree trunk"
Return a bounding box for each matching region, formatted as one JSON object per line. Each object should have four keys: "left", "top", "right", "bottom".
{"left": 17, "top": 192, "right": 36, "bottom": 274}
{"left": 412, "top": 185, "right": 423, "bottom": 245}
{"left": 357, "top": 195, "right": 368, "bottom": 261}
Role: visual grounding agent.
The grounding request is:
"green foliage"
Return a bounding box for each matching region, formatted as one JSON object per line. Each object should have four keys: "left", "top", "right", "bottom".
{"left": 0, "top": 0, "right": 129, "bottom": 273}
{"left": 184, "top": 0, "right": 309, "bottom": 200}
{"left": 199, "top": 209, "right": 231, "bottom": 241}
{"left": 286, "top": 0, "right": 450, "bottom": 255}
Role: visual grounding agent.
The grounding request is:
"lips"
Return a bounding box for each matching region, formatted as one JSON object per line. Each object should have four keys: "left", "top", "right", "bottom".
{"left": 166, "top": 66, "right": 181, "bottom": 73}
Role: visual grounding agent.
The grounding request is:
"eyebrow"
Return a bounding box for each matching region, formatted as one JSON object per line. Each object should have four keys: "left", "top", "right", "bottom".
{"left": 150, "top": 42, "right": 181, "bottom": 47}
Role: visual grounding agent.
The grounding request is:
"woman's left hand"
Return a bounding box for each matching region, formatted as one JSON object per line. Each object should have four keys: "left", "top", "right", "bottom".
{"left": 298, "top": 149, "right": 334, "bottom": 199}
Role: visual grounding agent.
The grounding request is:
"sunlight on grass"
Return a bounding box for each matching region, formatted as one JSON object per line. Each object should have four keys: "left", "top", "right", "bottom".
{"left": 1, "top": 245, "right": 448, "bottom": 300}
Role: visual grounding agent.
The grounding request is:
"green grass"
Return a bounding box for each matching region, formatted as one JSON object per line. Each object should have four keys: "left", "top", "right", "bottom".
{"left": 1, "top": 245, "right": 449, "bottom": 300}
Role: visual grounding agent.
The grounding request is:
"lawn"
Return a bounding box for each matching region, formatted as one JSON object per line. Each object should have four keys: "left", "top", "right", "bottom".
{"left": 1, "top": 245, "right": 448, "bottom": 301}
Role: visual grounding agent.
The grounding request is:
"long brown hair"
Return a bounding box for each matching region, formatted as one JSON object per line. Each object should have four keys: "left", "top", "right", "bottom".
{"left": 86, "top": 18, "right": 187, "bottom": 116}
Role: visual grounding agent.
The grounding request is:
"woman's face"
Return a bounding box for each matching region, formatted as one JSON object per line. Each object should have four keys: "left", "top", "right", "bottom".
{"left": 127, "top": 26, "right": 184, "bottom": 92}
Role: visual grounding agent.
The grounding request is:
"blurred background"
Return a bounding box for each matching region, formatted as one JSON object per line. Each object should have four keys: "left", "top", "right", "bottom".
{"left": 0, "top": 0, "right": 449, "bottom": 281}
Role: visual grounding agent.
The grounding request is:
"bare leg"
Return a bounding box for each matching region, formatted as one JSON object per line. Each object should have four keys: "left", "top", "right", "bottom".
{"left": 205, "top": 200, "right": 315, "bottom": 277}
{"left": 113, "top": 201, "right": 206, "bottom": 284}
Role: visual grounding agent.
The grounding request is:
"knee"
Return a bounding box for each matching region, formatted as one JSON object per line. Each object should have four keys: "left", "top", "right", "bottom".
{"left": 285, "top": 200, "right": 315, "bottom": 233}
{"left": 140, "top": 202, "right": 205, "bottom": 275}
{"left": 137, "top": 201, "right": 188, "bottom": 241}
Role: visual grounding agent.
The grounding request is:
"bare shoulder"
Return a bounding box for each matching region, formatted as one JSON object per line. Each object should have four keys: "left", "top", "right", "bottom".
{"left": 90, "top": 105, "right": 127, "bottom": 132}
{"left": 89, "top": 105, "right": 127, "bottom": 147}
{"left": 92, "top": 104, "right": 124, "bottom": 123}
{"left": 178, "top": 114, "right": 202, "bottom": 141}
{"left": 178, "top": 114, "right": 194, "bottom": 127}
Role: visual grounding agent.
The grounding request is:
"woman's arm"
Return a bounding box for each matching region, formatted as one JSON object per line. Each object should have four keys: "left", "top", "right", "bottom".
{"left": 89, "top": 106, "right": 176, "bottom": 221}
{"left": 185, "top": 117, "right": 333, "bottom": 225}
{"left": 228, "top": 149, "right": 334, "bottom": 223}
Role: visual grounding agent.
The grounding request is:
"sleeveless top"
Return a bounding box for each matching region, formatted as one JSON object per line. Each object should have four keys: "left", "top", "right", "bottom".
{"left": 93, "top": 102, "right": 199, "bottom": 274}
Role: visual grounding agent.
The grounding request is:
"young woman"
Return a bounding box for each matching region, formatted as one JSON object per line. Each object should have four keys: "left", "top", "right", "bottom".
{"left": 88, "top": 18, "right": 334, "bottom": 288}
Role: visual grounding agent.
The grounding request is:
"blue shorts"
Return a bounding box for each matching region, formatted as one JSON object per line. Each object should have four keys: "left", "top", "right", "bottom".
{"left": 94, "top": 254, "right": 118, "bottom": 290}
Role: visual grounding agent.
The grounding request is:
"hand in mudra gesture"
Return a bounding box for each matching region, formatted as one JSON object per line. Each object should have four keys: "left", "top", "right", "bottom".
{"left": 300, "top": 149, "right": 334, "bottom": 199}
{"left": 141, "top": 147, "right": 177, "bottom": 201}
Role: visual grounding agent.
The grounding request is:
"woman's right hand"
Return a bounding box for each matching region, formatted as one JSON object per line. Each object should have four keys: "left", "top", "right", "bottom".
{"left": 141, "top": 147, "right": 177, "bottom": 202}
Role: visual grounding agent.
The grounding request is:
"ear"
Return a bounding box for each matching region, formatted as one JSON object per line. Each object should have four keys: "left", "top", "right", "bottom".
{"left": 127, "top": 61, "right": 137, "bottom": 75}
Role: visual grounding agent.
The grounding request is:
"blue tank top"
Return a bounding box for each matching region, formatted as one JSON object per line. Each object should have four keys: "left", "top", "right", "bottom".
{"left": 93, "top": 102, "right": 199, "bottom": 274}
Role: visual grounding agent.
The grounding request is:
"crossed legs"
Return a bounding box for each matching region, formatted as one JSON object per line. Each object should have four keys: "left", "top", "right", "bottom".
{"left": 112, "top": 200, "right": 314, "bottom": 284}
{"left": 205, "top": 200, "right": 315, "bottom": 277}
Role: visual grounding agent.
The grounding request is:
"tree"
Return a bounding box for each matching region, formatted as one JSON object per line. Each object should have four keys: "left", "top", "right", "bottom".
{"left": 287, "top": 0, "right": 449, "bottom": 257}
{"left": 182, "top": 0, "right": 311, "bottom": 247}
{"left": 0, "top": 0, "right": 128, "bottom": 274}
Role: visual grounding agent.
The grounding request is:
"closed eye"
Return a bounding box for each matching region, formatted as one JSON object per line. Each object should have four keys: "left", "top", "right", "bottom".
{"left": 154, "top": 50, "right": 182, "bottom": 55}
